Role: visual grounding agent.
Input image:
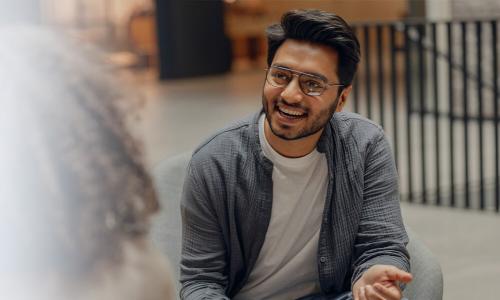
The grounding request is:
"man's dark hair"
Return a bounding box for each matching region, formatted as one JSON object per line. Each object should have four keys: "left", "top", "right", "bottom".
{"left": 266, "top": 9, "right": 361, "bottom": 85}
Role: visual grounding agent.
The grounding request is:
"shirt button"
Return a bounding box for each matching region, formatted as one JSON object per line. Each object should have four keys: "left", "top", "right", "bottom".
{"left": 320, "top": 256, "right": 327, "bottom": 263}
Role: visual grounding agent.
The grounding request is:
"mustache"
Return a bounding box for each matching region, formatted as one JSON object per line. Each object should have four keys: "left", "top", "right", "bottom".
{"left": 273, "top": 97, "right": 308, "bottom": 111}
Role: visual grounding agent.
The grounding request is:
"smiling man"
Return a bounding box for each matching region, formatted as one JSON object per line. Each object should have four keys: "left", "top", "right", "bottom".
{"left": 180, "top": 10, "right": 411, "bottom": 300}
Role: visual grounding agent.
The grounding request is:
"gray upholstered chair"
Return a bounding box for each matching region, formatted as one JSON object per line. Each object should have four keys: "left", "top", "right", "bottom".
{"left": 151, "top": 153, "right": 443, "bottom": 300}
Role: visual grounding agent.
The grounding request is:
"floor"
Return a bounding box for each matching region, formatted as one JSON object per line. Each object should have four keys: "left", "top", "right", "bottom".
{"left": 129, "top": 68, "right": 500, "bottom": 300}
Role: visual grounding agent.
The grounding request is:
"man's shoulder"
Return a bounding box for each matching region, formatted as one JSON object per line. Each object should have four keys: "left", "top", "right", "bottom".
{"left": 332, "top": 112, "right": 384, "bottom": 139}
{"left": 190, "top": 113, "right": 258, "bottom": 165}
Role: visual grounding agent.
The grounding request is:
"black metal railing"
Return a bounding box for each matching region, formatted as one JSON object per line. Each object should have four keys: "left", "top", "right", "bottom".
{"left": 350, "top": 19, "right": 500, "bottom": 213}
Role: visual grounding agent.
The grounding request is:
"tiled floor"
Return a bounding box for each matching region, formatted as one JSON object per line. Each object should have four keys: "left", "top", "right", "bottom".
{"left": 131, "top": 68, "right": 500, "bottom": 300}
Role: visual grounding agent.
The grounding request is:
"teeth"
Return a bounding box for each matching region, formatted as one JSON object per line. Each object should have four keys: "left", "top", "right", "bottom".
{"left": 279, "top": 107, "right": 305, "bottom": 116}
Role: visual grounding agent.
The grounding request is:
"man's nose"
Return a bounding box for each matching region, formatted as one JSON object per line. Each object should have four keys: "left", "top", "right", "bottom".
{"left": 280, "top": 76, "right": 304, "bottom": 103}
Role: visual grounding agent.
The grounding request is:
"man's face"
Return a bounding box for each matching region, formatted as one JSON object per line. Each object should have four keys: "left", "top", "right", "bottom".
{"left": 262, "top": 39, "right": 349, "bottom": 141}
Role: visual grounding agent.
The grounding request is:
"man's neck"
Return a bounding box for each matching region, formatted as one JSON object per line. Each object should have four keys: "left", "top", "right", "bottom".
{"left": 264, "top": 119, "right": 323, "bottom": 158}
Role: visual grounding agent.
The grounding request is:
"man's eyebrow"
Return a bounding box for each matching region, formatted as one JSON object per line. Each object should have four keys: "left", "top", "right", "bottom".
{"left": 272, "top": 64, "right": 328, "bottom": 82}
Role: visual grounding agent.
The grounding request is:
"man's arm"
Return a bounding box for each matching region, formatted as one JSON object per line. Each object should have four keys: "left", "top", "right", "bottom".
{"left": 351, "top": 131, "right": 411, "bottom": 294}
{"left": 180, "top": 161, "right": 229, "bottom": 300}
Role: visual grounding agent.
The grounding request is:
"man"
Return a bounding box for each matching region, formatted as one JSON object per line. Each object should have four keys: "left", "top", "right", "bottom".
{"left": 180, "top": 9, "right": 411, "bottom": 300}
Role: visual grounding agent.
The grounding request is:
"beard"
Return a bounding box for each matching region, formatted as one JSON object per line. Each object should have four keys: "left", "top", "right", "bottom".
{"left": 262, "top": 92, "right": 340, "bottom": 141}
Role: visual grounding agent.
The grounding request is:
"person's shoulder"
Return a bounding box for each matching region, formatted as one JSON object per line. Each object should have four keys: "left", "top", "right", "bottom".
{"left": 332, "top": 111, "right": 384, "bottom": 138}
{"left": 190, "top": 113, "right": 257, "bottom": 165}
{"left": 328, "top": 112, "right": 389, "bottom": 155}
{"left": 333, "top": 111, "right": 382, "bottom": 131}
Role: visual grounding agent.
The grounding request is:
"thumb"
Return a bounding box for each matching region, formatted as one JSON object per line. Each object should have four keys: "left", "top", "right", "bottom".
{"left": 384, "top": 267, "right": 413, "bottom": 283}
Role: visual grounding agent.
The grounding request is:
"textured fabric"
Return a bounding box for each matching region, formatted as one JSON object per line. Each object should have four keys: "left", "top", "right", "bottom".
{"left": 180, "top": 111, "right": 410, "bottom": 299}
{"left": 234, "top": 114, "right": 326, "bottom": 299}
{"left": 403, "top": 228, "right": 443, "bottom": 300}
{"left": 297, "top": 291, "right": 353, "bottom": 300}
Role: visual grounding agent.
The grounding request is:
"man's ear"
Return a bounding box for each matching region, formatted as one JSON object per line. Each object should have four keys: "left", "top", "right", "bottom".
{"left": 336, "top": 85, "right": 352, "bottom": 112}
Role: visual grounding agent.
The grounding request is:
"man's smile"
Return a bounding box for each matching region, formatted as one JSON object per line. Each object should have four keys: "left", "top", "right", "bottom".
{"left": 275, "top": 103, "right": 308, "bottom": 121}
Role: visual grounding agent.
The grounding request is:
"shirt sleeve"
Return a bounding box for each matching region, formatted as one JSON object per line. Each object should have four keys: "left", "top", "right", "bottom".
{"left": 179, "top": 161, "right": 230, "bottom": 300}
{"left": 350, "top": 130, "right": 411, "bottom": 288}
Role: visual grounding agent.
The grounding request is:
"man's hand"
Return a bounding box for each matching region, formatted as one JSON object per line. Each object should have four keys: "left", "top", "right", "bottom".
{"left": 352, "top": 265, "right": 412, "bottom": 300}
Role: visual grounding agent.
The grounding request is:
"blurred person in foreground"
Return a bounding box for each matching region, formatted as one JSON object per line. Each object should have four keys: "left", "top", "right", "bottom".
{"left": 180, "top": 10, "right": 411, "bottom": 300}
{"left": 0, "top": 26, "right": 175, "bottom": 300}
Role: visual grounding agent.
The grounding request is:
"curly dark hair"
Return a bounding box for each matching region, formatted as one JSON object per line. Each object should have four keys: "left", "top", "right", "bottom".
{"left": 0, "top": 27, "right": 158, "bottom": 281}
{"left": 266, "top": 9, "right": 361, "bottom": 85}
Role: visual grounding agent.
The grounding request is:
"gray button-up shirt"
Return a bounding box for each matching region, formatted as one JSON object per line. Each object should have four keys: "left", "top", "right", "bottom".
{"left": 180, "top": 111, "right": 410, "bottom": 299}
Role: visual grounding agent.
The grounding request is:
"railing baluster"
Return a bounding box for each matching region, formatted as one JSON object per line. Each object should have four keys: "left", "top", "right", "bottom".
{"left": 432, "top": 22, "right": 441, "bottom": 205}
{"left": 461, "top": 21, "right": 470, "bottom": 209}
{"left": 390, "top": 24, "right": 399, "bottom": 171}
{"left": 476, "top": 21, "right": 485, "bottom": 210}
{"left": 418, "top": 23, "right": 427, "bottom": 205}
{"left": 376, "top": 24, "right": 385, "bottom": 128}
{"left": 364, "top": 26, "right": 373, "bottom": 120}
{"left": 447, "top": 22, "right": 456, "bottom": 207}
{"left": 493, "top": 20, "right": 499, "bottom": 213}
{"left": 404, "top": 24, "right": 414, "bottom": 202}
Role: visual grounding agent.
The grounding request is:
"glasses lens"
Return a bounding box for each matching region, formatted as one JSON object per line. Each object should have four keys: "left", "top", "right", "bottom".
{"left": 299, "top": 74, "right": 326, "bottom": 96}
{"left": 268, "top": 67, "right": 291, "bottom": 87}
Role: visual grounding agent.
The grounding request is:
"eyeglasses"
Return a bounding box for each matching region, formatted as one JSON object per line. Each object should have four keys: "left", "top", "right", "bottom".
{"left": 265, "top": 65, "right": 344, "bottom": 96}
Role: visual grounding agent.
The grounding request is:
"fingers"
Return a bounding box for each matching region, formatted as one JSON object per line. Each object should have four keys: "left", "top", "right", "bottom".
{"left": 356, "top": 283, "right": 403, "bottom": 300}
{"left": 383, "top": 266, "right": 413, "bottom": 283}
{"left": 359, "top": 286, "right": 368, "bottom": 300}
{"left": 353, "top": 287, "right": 360, "bottom": 300}
{"left": 354, "top": 285, "right": 368, "bottom": 300}
{"left": 357, "top": 285, "right": 384, "bottom": 300}
{"left": 365, "top": 285, "right": 385, "bottom": 300}
{"left": 373, "top": 283, "right": 402, "bottom": 300}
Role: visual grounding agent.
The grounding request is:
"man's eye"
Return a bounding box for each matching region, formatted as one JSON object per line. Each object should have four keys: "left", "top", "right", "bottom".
{"left": 304, "top": 80, "right": 322, "bottom": 90}
{"left": 273, "top": 72, "right": 290, "bottom": 81}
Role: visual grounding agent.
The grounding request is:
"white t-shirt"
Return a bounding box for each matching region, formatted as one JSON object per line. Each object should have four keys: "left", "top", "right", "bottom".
{"left": 235, "top": 114, "right": 328, "bottom": 300}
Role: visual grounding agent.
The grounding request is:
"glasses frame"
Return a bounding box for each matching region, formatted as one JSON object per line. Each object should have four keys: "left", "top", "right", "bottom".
{"left": 265, "top": 65, "right": 345, "bottom": 96}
